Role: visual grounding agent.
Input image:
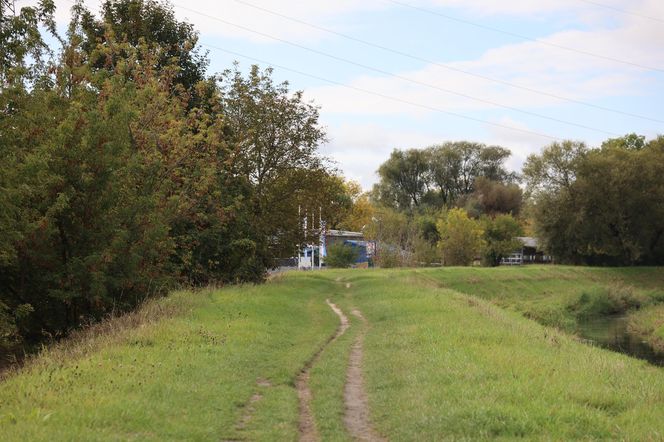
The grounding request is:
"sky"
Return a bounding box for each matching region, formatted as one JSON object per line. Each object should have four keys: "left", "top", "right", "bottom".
{"left": 33, "top": 0, "right": 664, "bottom": 189}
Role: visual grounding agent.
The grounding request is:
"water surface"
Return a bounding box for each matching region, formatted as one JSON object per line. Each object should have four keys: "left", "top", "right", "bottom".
{"left": 576, "top": 314, "right": 664, "bottom": 367}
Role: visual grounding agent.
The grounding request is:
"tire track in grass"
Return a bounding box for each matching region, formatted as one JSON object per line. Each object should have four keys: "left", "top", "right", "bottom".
{"left": 233, "top": 378, "right": 272, "bottom": 434}
{"left": 297, "top": 299, "right": 349, "bottom": 441}
{"left": 345, "top": 309, "right": 387, "bottom": 442}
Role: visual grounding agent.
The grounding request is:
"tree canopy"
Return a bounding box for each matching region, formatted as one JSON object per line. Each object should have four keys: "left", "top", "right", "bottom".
{"left": 524, "top": 135, "right": 664, "bottom": 265}
{"left": 373, "top": 141, "right": 517, "bottom": 212}
{"left": 0, "top": 0, "right": 345, "bottom": 355}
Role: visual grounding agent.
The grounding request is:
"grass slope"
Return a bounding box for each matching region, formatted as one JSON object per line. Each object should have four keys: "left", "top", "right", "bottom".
{"left": 0, "top": 276, "right": 338, "bottom": 441}
{"left": 629, "top": 304, "right": 664, "bottom": 353}
{"left": 338, "top": 269, "right": 664, "bottom": 440}
{"left": 420, "top": 266, "right": 664, "bottom": 331}
{"left": 2, "top": 266, "right": 664, "bottom": 440}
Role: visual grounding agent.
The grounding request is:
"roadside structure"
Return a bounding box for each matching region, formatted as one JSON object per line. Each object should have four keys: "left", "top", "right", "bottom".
{"left": 298, "top": 229, "right": 376, "bottom": 269}
{"left": 500, "top": 237, "right": 553, "bottom": 265}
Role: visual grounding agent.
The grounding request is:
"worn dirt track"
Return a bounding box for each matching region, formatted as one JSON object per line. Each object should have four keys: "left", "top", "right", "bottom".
{"left": 344, "top": 309, "right": 386, "bottom": 442}
{"left": 296, "top": 300, "right": 349, "bottom": 441}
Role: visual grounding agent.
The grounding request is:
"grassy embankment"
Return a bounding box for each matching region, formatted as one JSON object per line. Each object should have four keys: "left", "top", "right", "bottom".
{"left": 629, "top": 304, "right": 664, "bottom": 353}
{"left": 420, "top": 265, "right": 664, "bottom": 336}
{"left": 2, "top": 266, "right": 664, "bottom": 440}
{"left": 0, "top": 275, "right": 339, "bottom": 441}
{"left": 335, "top": 268, "right": 664, "bottom": 440}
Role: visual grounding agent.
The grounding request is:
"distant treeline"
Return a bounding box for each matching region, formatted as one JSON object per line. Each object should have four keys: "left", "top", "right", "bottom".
{"left": 0, "top": 1, "right": 349, "bottom": 354}
{"left": 366, "top": 135, "right": 664, "bottom": 268}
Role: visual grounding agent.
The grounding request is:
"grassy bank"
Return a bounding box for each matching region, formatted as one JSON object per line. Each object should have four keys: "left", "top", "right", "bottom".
{"left": 0, "top": 276, "right": 338, "bottom": 441}
{"left": 337, "top": 269, "right": 664, "bottom": 440}
{"left": 1, "top": 267, "right": 664, "bottom": 440}
{"left": 420, "top": 265, "right": 664, "bottom": 332}
{"left": 629, "top": 304, "right": 664, "bottom": 354}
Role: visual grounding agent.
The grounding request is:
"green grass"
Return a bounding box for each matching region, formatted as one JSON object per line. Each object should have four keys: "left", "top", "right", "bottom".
{"left": 0, "top": 276, "right": 339, "bottom": 441}
{"left": 308, "top": 278, "right": 358, "bottom": 442}
{"left": 629, "top": 304, "right": 664, "bottom": 354}
{"left": 419, "top": 265, "right": 664, "bottom": 332}
{"left": 337, "top": 269, "right": 664, "bottom": 440}
{"left": 2, "top": 266, "right": 664, "bottom": 440}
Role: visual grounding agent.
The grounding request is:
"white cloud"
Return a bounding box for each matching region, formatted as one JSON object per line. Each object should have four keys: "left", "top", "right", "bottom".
{"left": 483, "top": 117, "right": 557, "bottom": 172}
{"left": 305, "top": 0, "right": 664, "bottom": 125}
{"left": 321, "top": 123, "right": 444, "bottom": 190}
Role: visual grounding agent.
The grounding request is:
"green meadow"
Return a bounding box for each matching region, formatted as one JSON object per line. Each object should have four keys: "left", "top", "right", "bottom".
{"left": 2, "top": 266, "right": 664, "bottom": 440}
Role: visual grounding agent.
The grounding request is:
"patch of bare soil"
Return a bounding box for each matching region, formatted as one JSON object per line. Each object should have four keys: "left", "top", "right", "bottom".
{"left": 344, "top": 309, "right": 387, "bottom": 442}
{"left": 296, "top": 300, "right": 350, "bottom": 441}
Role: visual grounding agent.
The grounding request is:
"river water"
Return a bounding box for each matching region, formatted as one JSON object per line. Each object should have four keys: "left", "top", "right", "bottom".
{"left": 576, "top": 314, "right": 664, "bottom": 367}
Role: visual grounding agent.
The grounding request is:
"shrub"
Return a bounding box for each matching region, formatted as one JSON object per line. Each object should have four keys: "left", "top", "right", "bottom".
{"left": 437, "top": 208, "right": 484, "bottom": 266}
{"left": 325, "top": 243, "right": 359, "bottom": 268}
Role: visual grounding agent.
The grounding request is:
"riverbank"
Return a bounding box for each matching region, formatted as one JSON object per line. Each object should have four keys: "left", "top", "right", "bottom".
{"left": 628, "top": 304, "right": 664, "bottom": 355}
{"left": 419, "top": 266, "right": 664, "bottom": 359}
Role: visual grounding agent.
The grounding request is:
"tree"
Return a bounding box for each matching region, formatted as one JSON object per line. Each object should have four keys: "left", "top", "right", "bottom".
{"left": 460, "top": 177, "right": 522, "bottom": 217}
{"left": 524, "top": 136, "right": 664, "bottom": 265}
{"left": 219, "top": 63, "right": 330, "bottom": 264}
{"left": 436, "top": 208, "right": 484, "bottom": 266}
{"left": 522, "top": 140, "right": 587, "bottom": 195}
{"left": 77, "top": 0, "right": 209, "bottom": 102}
{"left": 338, "top": 181, "right": 376, "bottom": 232}
{"left": 482, "top": 214, "right": 523, "bottom": 266}
{"left": 0, "top": 1, "right": 340, "bottom": 358}
{"left": 601, "top": 133, "right": 646, "bottom": 151}
{"left": 373, "top": 141, "right": 516, "bottom": 212}
{"left": 373, "top": 148, "right": 429, "bottom": 211}
{"left": 0, "top": 0, "right": 57, "bottom": 87}
{"left": 364, "top": 207, "right": 419, "bottom": 267}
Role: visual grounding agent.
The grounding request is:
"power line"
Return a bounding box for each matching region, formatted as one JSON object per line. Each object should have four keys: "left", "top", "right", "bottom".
{"left": 202, "top": 42, "right": 565, "bottom": 142}
{"left": 172, "top": 3, "right": 622, "bottom": 137}
{"left": 576, "top": 0, "right": 664, "bottom": 24}
{"left": 385, "top": 0, "right": 664, "bottom": 74}
{"left": 227, "top": 0, "right": 664, "bottom": 125}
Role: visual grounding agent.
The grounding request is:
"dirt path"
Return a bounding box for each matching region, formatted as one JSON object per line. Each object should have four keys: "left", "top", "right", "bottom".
{"left": 296, "top": 299, "right": 349, "bottom": 442}
{"left": 344, "top": 309, "right": 386, "bottom": 442}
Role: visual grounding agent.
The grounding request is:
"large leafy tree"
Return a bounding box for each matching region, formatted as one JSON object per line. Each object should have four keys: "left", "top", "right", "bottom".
{"left": 374, "top": 148, "right": 430, "bottom": 211}
{"left": 373, "top": 141, "right": 517, "bottom": 212}
{"left": 219, "top": 63, "right": 330, "bottom": 263}
{"left": 482, "top": 214, "right": 523, "bottom": 266}
{"left": 0, "top": 32, "right": 225, "bottom": 344}
{"left": 460, "top": 177, "right": 523, "bottom": 218}
{"left": 338, "top": 181, "right": 376, "bottom": 232}
{"left": 0, "top": 1, "right": 340, "bottom": 356}
{"left": 76, "top": 0, "right": 210, "bottom": 106}
{"left": 524, "top": 136, "right": 664, "bottom": 265}
{"left": 0, "top": 0, "right": 57, "bottom": 86}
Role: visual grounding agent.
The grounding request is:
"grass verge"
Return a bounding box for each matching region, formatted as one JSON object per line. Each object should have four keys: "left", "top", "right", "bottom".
{"left": 419, "top": 265, "right": 664, "bottom": 332}
{"left": 0, "top": 275, "right": 338, "bottom": 441}
{"left": 347, "top": 269, "right": 664, "bottom": 440}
